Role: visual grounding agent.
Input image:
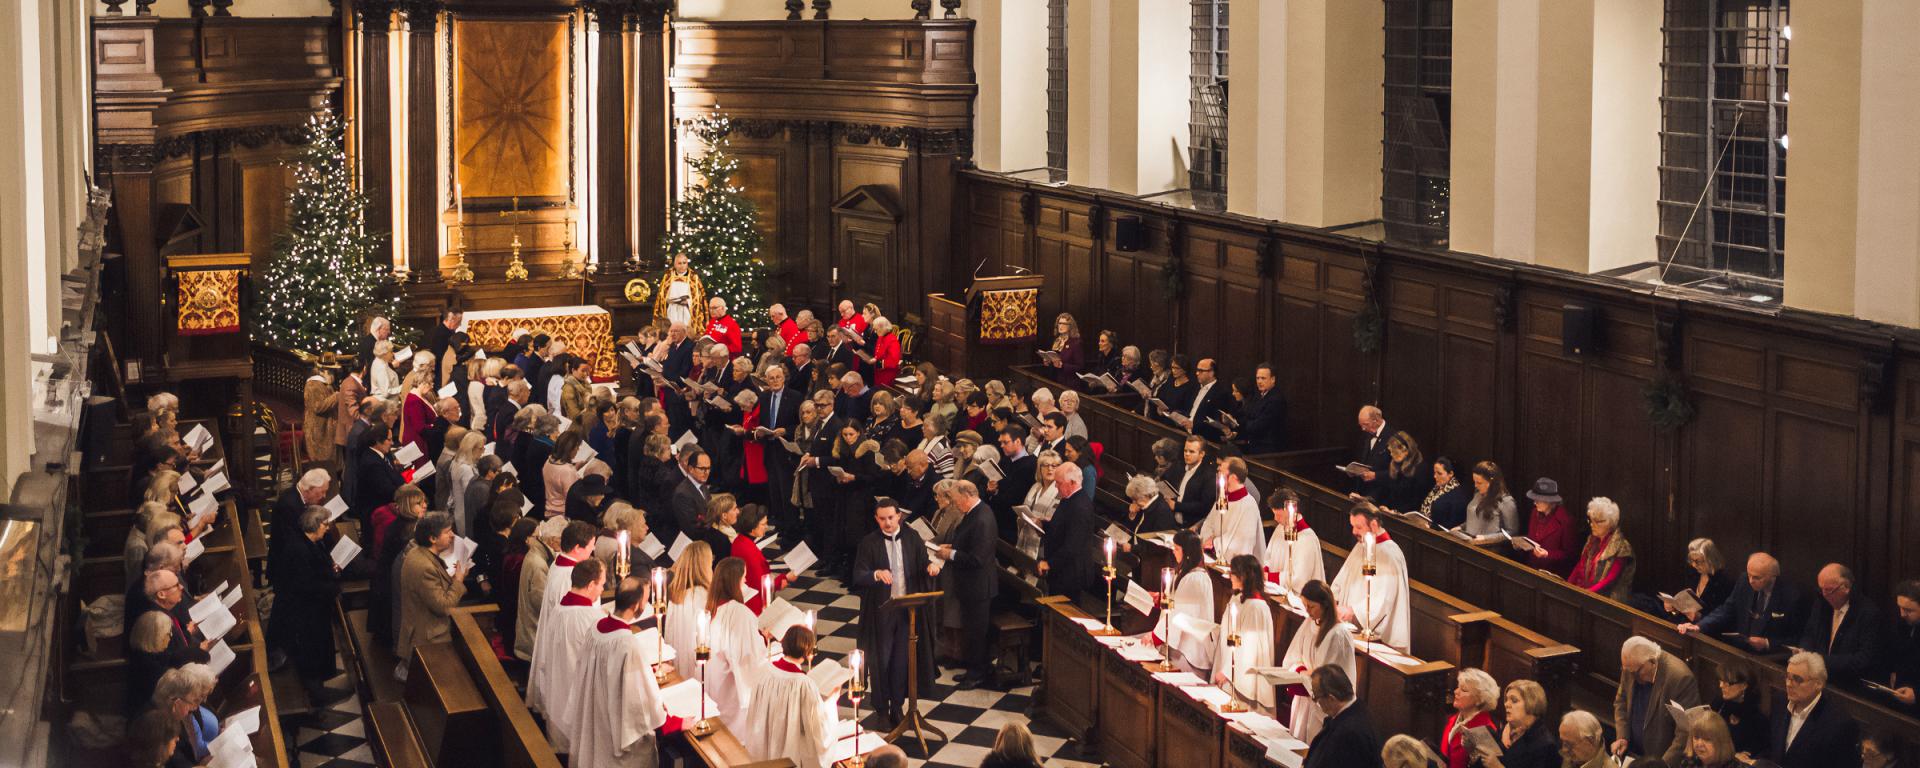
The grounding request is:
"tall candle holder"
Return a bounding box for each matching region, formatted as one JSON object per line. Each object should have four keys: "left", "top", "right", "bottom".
{"left": 692, "top": 611, "right": 713, "bottom": 736}
{"left": 848, "top": 650, "right": 867, "bottom": 766}
{"left": 501, "top": 196, "right": 529, "bottom": 281}
{"left": 651, "top": 567, "right": 668, "bottom": 679}
{"left": 1096, "top": 538, "right": 1120, "bottom": 635}
{"left": 1219, "top": 601, "right": 1247, "bottom": 713}
{"left": 1280, "top": 500, "right": 1299, "bottom": 597}
{"left": 1146, "top": 567, "right": 1177, "bottom": 673}
{"left": 1356, "top": 532, "right": 1381, "bottom": 647}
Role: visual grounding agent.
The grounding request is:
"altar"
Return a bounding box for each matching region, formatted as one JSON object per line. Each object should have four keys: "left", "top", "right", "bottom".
{"left": 459, "top": 305, "right": 617, "bottom": 380}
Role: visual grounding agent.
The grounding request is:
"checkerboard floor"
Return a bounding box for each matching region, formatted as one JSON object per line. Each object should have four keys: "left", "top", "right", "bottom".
{"left": 290, "top": 542, "right": 1100, "bottom": 767}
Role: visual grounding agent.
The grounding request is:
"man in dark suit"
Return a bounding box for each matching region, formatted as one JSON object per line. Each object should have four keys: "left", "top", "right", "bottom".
{"left": 786, "top": 343, "right": 821, "bottom": 393}
{"left": 850, "top": 499, "right": 935, "bottom": 726}
{"left": 267, "top": 505, "right": 347, "bottom": 704}
{"left": 757, "top": 366, "right": 805, "bottom": 532}
{"left": 661, "top": 324, "right": 699, "bottom": 436}
{"left": 1176, "top": 357, "right": 1227, "bottom": 440}
{"left": 1163, "top": 436, "right": 1217, "bottom": 526}
{"left": 1765, "top": 651, "right": 1861, "bottom": 768}
{"left": 1799, "top": 563, "right": 1885, "bottom": 685}
{"left": 832, "top": 372, "right": 874, "bottom": 427}
{"left": 487, "top": 379, "right": 530, "bottom": 444}
{"left": 1681, "top": 551, "right": 1809, "bottom": 654}
{"left": 1233, "top": 363, "right": 1289, "bottom": 454}
{"left": 824, "top": 326, "right": 860, "bottom": 374}
{"left": 352, "top": 425, "right": 403, "bottom": 524}
{"left": 989, "top": 426, "right": 1037, "bottom": 541}
{"left": 935, "top": 480, "right": 999, "bottom": 689}
{"left": 665, "top": 447, "right": 713, "bottom": 549}
{"left": 1302, "top": 665, "right": 1383, "bottom": 768}
{"left": 1039, "top": 464, "right": 1098, "bottom": 604}
{"left": 1353, "top": 405, "right": 1392, "bottom": 496}
{"left": 269, "top": 469, "right": 331, "bottom": 569}
{"left": 1035, "top": 412, "right": 1068, "bottom": 456}
{"left": 421, "top": 306, "right": 463, "bottom": 387}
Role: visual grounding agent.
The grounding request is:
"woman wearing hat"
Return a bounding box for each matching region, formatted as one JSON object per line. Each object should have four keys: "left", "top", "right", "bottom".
{"left": 1514, "top": 478, "right": 1578, "bottom": 577}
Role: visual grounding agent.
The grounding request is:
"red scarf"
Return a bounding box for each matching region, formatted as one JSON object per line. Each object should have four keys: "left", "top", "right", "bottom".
{"left": 772, "top": 659, "right": 803, "bottom": 674}
{"left": 561, "top": 592, "right": 594, "bottom": 607}
{"left": 596, "top": 616, "right": 631, "bottom": 634}
{"left": 1225, "top": 487, "right": 1249, "bottom": 503}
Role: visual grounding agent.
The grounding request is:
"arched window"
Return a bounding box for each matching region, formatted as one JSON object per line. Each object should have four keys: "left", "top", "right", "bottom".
{"left": 1381, "top": 0, "right": 1451, "bottom": 248}
{"left": 1657, "top": 0, "right": 1789, "bottom": 284}
{"left": 1188, "top": 0, "right": 1228, "bottom": 208}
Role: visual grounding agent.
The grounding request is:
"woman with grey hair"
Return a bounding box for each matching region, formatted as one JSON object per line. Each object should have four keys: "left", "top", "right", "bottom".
{"left": 1057, "top": 390, "right": 1089, "bottom": 439}
{"left": 1440, "top": 667, "right": 1500, "bottom": 767}
{"left": 1016, "top": 450, "right": 1064, "bottom": 559}
{"left": 1569, "top": 496, "right": 1636, "bottom": 600}
{"left": 127, "top": 609, "right": 206, "bottom": 716}
{"left": 1119, "top": 473, "right": 1177, "bottom": 542}
{"left": 272, "top": 504, "right": 347, "bottom": 704}
{"left": 151, "top": 663, "right": 221, "bottom": 765}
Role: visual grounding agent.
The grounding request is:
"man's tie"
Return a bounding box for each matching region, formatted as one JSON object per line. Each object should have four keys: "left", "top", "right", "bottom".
{"left": 769, "top": 392, "right": 782, "bottom": 428}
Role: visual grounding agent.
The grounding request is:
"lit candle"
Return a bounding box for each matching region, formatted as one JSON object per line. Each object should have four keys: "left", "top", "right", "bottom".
{"left": 1364, "top": 531, "right": 1377, "bottom": 565}
{"left": 848, "top": 649, "right": 863, "bottom": 680}
{"left": 761, "top": 573, "right": 773, "bottom": 605}
{"left": 1162, "top": 567, "right": 1175, "bottom": 596}
{"left": 696, "top": 609, "right": 710, "bottom": 645}
{"left": 832, "top": 267, "right": 840, "bottom": 282}
{"left": 805, "top": 610, "right": 817, "bottom": 632}
{"left": 1104, "top": 537, "right": 1115, "bottom": 568}
{"left": 616, "top": 530, "right": 630, "bottom": 571}
{"left": 652, "top": 567, "right": 667, "bottom": 600}
{"left": 1284, "top": 499, "right": 1298, "bottom": 527}
{"left": 1217, "top": 473, "right": 1227, "bottom": 498}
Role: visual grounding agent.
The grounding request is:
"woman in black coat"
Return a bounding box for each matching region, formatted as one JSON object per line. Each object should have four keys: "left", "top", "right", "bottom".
{"left": 126, "top": 610, "right": 208, "bottom": 716}
{"left": 820, "top": 420, "right": 880, "bottom": 579}
{"left": 1473, "top": 679, "right": 1558, "bottom": 768}
{"left": 267, "top": 506, "right": 343, "bottom": 702}
{"left": 352, "top": 426, "right": 403, "bottom": 524}
{"left": 1416, "top": 457, "right": 1475, "bottom": 530}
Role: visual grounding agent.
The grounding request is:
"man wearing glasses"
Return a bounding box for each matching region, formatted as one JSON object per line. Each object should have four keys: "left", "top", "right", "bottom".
{"left": 1301, "top": 664, "right": 1382, "bottom": 768}
{"left": 667, "top": 447, "right": 713, "bottom": 548}
{"left": 1764, "top": 652, "right": 1860, "bottom": 768}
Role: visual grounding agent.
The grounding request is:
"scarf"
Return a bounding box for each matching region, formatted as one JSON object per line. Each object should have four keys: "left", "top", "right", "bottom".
{"left": 1419, "top": 478, "right": 1458, "bottom": 515}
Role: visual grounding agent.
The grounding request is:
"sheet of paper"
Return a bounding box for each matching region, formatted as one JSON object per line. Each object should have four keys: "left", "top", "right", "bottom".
{"left": 1667, "top": 700, "right": 1691, "bottom": 725}
{"left": 188, "top": 492, "right": 218, "bottom": 526}
{"left": 224, "top": 705, "right": 262, "bottom": 735}
{"left": 808, "top": 658, "right": 853, "bottom": 692}
{"left": 482, "top": 442, "right": 495, "bottom": 457}
{"left": 444, "top": 536, "right": 477, "bottom": 571}
{"left": 221, "top": 582, "right": 245, "bottom": 609}
{"left": 673, "top": 431, "right": 698, "bottom": 451}
{"left": 1251, "top": 667, "right": 1307, "bottom": 687}
{"left": 755, "top": 534, "right": 778, "bottom": 551}
{"left": 908, "top": 518, "right": 937, "bottom": 543}
{"left": 200, "top": 472, "right": 230, "bottom": 495}
{"left": 408, "top": 461, "right": 436, "bottom": 483}
{"left": 978, "top": 460, "right": 1004, "bottom": 483}
{"left": 183, "top": 537, "right": 205, "bottom": 564}
{"left": 668, "top": 532, "right": 692, "bottom": 560}
{"left": 195, "top": 601, "right": 237, "bottom": 640}
{"left": 657, "top": 678, "right": 720, "bottom": 722}
{"left": 331, "top": 536, "right": 363, "bottom": 569}
{"left": 637, "top": 534, "right": 665, "bottom": 559}
{"left": 207, "top": 639, "right": 236, "bottom": 676}
{"left": 184, "top": 424, "right": 214, "bottom": 453}
{"left": 1070, "top": 617, "right": 1107, "bottom": 632}
{"left": 1124, "top": 581, "right": 1157, "bottom": 615}
{"left": 574, "top": 443, "right": 596, "bottom": 464}
{"left": 759, "top": 598, "right": 807, "bottom": 638}
{"left": 393, "top": 442, "right": 423, "bottom": 465}
{"left": 205, "top": 724, "right": 253, "bottom": 763}
{"left": 1183, "top": 685, "right": 1233, "bottom": 707}
{"left": 556, "top": 416, "right": 573, "bottom": 434}
{"left": 782, "top": 541, "right": 818, "bottom": 575}
{"left": 393, "top": 347, "right": 413, "bottom": 363}
{"left": 519, "top": 494, "right": 533, "bottom": 513}
{"left": 502, "top": 461, "right": 518, "bottom": 476}
{"left": 176, "top": 472, "right": 197, "bottom": 494}
{"left": 437, "top": 382, "right": 459, "bottom": 399}
{"left": 1151, "top": 671, "right": 1206, "bottom": 687}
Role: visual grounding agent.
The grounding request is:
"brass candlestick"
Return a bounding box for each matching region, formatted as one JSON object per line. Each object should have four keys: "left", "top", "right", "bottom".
{"left": 1219, "top": 628, "right": 1248, "bottom": 713}
{"left": 1097, "top": 563, "right": 1120, "bottom": 635}
{"left": 848, "top": 663, "right": 867, "bottom": 767}
{"left": 501, "top": 196, "right": 529, "bottom": 281}
{"left": 1357, "top": 564, "right": 1381, "bottom": 646}
{"left": 691, "top": 644, "right": 713, "bottom": 735}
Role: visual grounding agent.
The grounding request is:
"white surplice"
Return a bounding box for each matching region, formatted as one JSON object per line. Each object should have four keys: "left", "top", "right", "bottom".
{"left": 1279, "top": 617, "right": 1357, "bottom": 742}
{"left": 1328, "top": 537, "right": 1410, "bottom": 651}
{"left": 1262, "top": 524, "right": 1327, "bottom": 596}
{"left": 568, "top": 617, "right": 667, "bottom": 768}
{"left": 1211, "top": 595, "right": 1277, "bottom": 712}
{"left": 741, "top": 664, "right": 840, "bottom": 768}
{"left": 1199, "top": 491, "right": 1265, "bottom": 563}
{"left": 663, "top": 587, "right": 707, "bottom": 674}
{"left": 527, "top": 599, "right": 603, "bottom": 752}
{"left": 705, "top": 600, "right": 768, "bottom": 731}
{"left": 539, "top": 558, "right": 581, "bottom": 621}
{"left": 1166, "top": 569, "right": 1216, "bottom": 675}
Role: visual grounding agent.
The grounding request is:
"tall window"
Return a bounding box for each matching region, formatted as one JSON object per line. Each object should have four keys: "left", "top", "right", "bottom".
{"left": 1188, "top": 0, "right": 1228, "bottom": 208}
{"left": 1658, "top": 0, "right": 1789, "bottom": 283}
{"left": 1381, "top": 0, "right": 1451, "bottom": 248}
{"left": 1046, "top": 0, "right": 1068, "bottom": 182}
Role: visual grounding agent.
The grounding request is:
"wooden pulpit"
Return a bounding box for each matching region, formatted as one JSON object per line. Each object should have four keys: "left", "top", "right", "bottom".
{"left": 924, "top": 273, "right": 1044, "bottom": 377}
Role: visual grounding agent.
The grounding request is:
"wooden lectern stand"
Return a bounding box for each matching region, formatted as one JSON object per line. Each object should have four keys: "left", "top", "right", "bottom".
{"left": 924, "top": 274, "right": 1044, "bottom": 378}
{"left": 881, "top": 589, "right": 946, "bottom": 757}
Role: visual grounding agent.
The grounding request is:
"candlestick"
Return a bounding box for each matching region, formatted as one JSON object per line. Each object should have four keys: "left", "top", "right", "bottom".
{"left": 1098, "top": 539, "right": 1119, "bottom": 635}
{"left": 651, "top": 567, "right": 667, "bottom": 673}
{"left": 1153, "top": 567, "right": 1177, "bottom": 672}
{"left": 616, "top": 531, "right": 631, "bottom": 580}
{"left": 1220, "top": 601, "right": 1246, "bottom": 712}
{"left": 1363, "top": 531, "right": 1377, "bottom": 568}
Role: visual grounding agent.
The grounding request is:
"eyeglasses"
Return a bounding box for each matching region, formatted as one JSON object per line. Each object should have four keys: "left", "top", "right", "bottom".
{"left": 692, "top": 464, "right": 712, "bottom": 472}
{"left": 1785, "top": 673, "right": 1814, "bottom": 685}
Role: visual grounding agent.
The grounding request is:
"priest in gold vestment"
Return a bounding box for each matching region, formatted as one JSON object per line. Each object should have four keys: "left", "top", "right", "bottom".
{"left": 653, "top": 253, "right": 708, "bottom": 331}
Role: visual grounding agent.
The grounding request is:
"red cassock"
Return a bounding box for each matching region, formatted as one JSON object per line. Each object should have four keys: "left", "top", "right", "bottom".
{"left": 777, "top": 319, "right": 805, "bottom": 352}
{"left": 838, "top": 313, "right": 867, "bottom": 339}
{"left": 730, "top": 533, "right": 786, "bottom": 614}
{"left": 872, "top": 333, "right": 902, "bottom": 388}
{"left": 707, "top": 315, "right": 744, "bottom": 356}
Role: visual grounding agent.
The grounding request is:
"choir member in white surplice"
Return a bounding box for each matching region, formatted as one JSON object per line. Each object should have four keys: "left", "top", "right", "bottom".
{"left": 1161, "top": 530, "right": 1217, "bottom": 677}
{"left": 742, "top": 626, "right": 843, "bottom": 768}
{"left": 704, "top": 557, "right": 769, "bottom": 732}
{"left": 1262, "top": 488, "right": 1326, "bottom": 596}
{"left": 569, "top": 577, "right": 669, "bottom": 768}
{"left": 1328, "top": 506, "right": 1410, "bottom": 651}
{"left": 1211, "top": 555, "right": 1278, "bottom": 714}
{"left": 663, "top": 542, "right": 714, "bottom": 673}
{"left": 528, "top": 557, "right": 607, "bottom": 753}
{"left": 1199, "top": 459, "right": 1264, "bottom": 563}
{"left": 1280, "top": 579, "right": 1357, "bottom": 742}
{"left": 535, "top": 520, "right": 600, "bottom": 643}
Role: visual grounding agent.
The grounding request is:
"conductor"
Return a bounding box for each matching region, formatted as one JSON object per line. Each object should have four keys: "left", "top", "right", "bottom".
{"left": 852, "top": 497, "right": 936, "bottom": 728}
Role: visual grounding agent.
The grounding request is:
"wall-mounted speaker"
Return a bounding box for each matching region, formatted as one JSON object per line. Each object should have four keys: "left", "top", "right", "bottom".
{"left": 1114, "top": 216, "right": 1146, "bottom": 252}
{"left": 1563, "top": 304, "right": 1601, "bottom": 356}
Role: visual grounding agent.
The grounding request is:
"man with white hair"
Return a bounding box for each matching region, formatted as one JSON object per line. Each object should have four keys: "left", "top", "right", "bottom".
{"left": 266, "top": 469, "right": 332, "bottom": 665}
{"left": 1037, "top": 463, "right": 1097, "bottom": 601}
{"left": 1680, "top": 551, "right": 1808, "bottom": 653}
{"left": 770, "top": 303, "right": 804, "bottom": 350}
{"left": 1559, "top": 710, "right": 1615, "bottom": 768}
{"left": 833, "top": 372, "right": 872, "bottom": 426}
{"left": 1611, "top": 635, "right": 1699, "bottom": 758}
{"left": 705, "top": 296, "right": 743, "bottom": 356}
{"left": 1799, "top": 562, "right": 1884, "bottom": 685}
{"left": 1766, "top": 651, "right": 1860, "bottom": 768}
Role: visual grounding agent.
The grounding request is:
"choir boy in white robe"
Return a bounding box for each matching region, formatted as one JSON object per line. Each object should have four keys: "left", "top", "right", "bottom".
{"left": 538, "top": 520, "right": 601, "bottom": 633}
{"left": 742, "top": 626, "right": 843, "bottom": 768}
{"left": 1212, "top": 555, "right": 1278, "bottom": 714}
{"left": 704, "top": 556, "right": 769, "bottom": 731}
{"left": 1262, "top": 488, "right": 1326, "bottom": 596}
{"left": 1162, "top": 530, "right": 1217, "bottom": 677}
{"left": 1199, "top": 459, "right": 1265, "bottom": 562}
{"left": 1280, "top": 579, "right": 1357, "bottom": 741}
{"left": 570, "top": 577, "right": 669, "bottom": 768}
{"left": 529, "top": 556, "right": 606, "bottom": 753}
{"left": 1328, "top": 505, "right": 1410, "bottom": 650}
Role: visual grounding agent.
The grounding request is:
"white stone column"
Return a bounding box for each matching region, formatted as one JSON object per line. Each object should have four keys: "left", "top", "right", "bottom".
{"left": 1225, "top": 0, "right": 1287, "bottom": 220}
{"left": 0, "top": 2, "right": 44, "bottom": 489}
{"left": 1067, "top": 0, "right": 1188, "bottom": 196}
{"left": 1849, "top": 0, "right": 1920, "bottom": 326}
{"left": 972, "top": 0, "right": 1049, "bottom": 173}
{"left": 1279, "top": 0, "right": 1383, "bottom": 227}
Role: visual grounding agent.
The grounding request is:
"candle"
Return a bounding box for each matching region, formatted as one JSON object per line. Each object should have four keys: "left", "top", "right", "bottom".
{"left": 1217, "top": 473, "right": 1227, "bottom": 497}
{"left": 832, "top": 267, "right": 840, "bottom": 282}
{"left": 1284, "top": 499, "right": 1298, "bottom": 527}
{"left": 848, "top": 649, "right": 863, "bottom": 681}
{"left": 1161, "top": 567, "right": 1175, "bottom": 596}
{"left": 1364, "top": 532, "right": 1377, "bottom": 565}
{"left": 761, "top": 573, "right": 773, "bottom": 605}
{"left": 616, "top": 531, "right": 630, "bottom": 570}
{"left": 652, "top": 567, "right": 667, "bottom": 600}
{"left": 1104, "top": 537, "right": 1116, "bottom": 568}
{"left": 805, "top": 610, "right": 817, "bottom": 632}
{"left": 696, "top": 610, "right": 710, "bottom": 645}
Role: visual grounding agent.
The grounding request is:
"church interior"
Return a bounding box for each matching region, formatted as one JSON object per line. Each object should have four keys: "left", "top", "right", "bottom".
{"left": 5, "top": 0, "right": 1920, "bottom": 766}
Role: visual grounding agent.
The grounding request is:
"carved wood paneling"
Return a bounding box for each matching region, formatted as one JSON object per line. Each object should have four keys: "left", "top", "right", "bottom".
{"left": 453, "top": 18, "right": 570, "bottom": 200}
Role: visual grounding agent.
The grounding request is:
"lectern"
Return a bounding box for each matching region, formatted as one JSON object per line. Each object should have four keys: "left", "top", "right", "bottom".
{"left": 880, "top": 589, "right": 945, "bottom": 757}
{"left": 924, "top": 274, "right": 1044, "bottom": 377}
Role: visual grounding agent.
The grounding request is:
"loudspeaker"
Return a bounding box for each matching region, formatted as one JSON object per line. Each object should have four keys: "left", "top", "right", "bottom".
{"left": 1114, "top": 216, "right": 1146, "bottom": 252}
{"left": 1562, "top": 304, "right": 1601, "bottom": 356}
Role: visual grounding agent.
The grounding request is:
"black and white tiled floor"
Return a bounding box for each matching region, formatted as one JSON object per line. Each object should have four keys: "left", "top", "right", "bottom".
{"left": 288, "top": 562, "right": 1100, "bottom": 767}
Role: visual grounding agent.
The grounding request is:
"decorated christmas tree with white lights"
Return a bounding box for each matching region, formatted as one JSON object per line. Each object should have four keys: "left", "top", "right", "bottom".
{"left": 660, "top": 115, "right": 769, "bottom": 320}
{"left": 253, "top": 109, "right": 401, "bottom": 354}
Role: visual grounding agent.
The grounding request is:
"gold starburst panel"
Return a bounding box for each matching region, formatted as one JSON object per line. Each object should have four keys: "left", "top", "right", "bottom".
{"left": 454, "top": 19, "right": 569, "bottom": 199}
{"left": 176, "top": 268, "right": 244, "bottom": 335}
{"left": 978, "top": 288, "right": 1039, "bottom": 344}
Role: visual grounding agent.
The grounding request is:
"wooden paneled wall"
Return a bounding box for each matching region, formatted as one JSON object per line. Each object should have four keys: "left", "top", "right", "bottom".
{"left": 669, "top": 19, "right": 974, "bottom": 323}
{"left": 958, "top": 170, "right": 1917, "bottom": 603}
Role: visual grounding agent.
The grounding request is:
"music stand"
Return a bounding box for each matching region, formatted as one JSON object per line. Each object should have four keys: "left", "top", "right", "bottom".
{"left": 880, "top": 590, "right": 946, "bottom": 757}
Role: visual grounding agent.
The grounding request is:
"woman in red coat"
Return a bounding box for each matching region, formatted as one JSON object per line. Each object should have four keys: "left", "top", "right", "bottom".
{"left": 726, "top": 390, "right": 768, "bottom": 503}
{"left": 728, "top": 504, "right": 785, "bottom": 614}
{"left": 398, "top": 370, "right": 435, "bottom": 453}
{"left": 1514, "top": 477, "right": 1579, "bottom": 577}
{"left": 1439, "top": 668, "right": 1500, "bottom": 768}
{"left": 870, "top": 317, "right": 903, "bottom": 388}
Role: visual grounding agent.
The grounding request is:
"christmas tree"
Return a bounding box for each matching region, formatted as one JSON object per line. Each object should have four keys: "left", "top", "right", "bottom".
{"left": 252, "top": 109, "right": 401, "bottom": 354}
{"left": 660, "top": 115, "right": 769, "bottom": 320}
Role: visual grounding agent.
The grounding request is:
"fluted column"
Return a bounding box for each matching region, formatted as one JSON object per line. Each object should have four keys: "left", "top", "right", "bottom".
{"left": 403, "top": 0, "right": 440, "bottom": 279}
{"left": 357, "top": 0, "right": 396, "bottom": 266}
{"left": 588, "top": 0, "right": 631, "bottom": 267}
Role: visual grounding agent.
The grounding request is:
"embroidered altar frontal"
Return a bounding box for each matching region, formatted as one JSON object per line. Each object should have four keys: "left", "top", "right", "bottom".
{"left": 176, "top": 268, "right": 244, "bottom": 335}
{"left": 978, "top": 288, "right": 1039, "bottom": 344}
{"left": 460, "top": 306, "right": 616, "bottom": 380}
